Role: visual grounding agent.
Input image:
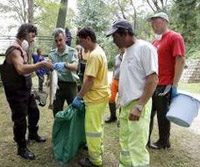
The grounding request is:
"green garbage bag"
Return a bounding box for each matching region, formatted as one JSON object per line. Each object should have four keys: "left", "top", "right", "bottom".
{"left": 52, "top": 103, "right": 86, "bottom": 164}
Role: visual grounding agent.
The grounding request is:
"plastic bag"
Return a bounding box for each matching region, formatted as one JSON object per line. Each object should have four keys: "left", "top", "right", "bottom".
{"left": 52, "top": 103, "right": 86, "bottom": 164}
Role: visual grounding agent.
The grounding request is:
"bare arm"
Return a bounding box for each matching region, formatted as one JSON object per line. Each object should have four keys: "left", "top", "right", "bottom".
{"left": 78, "top": 75, "right": 94, "bottom": 98}
{"left": 129, "top": 73, "right": 158, "bottom": 121}
{"left": 138, "top": 73, "right": 158, "bottom": 106}
{"left": 173, "top": 56, "right": 185, "bottom": 86}
{"left": 49, "top": 54, "right": 78, "bottom": 71}
{"left": 67, "top": 50, "right": 79, "bottom": 71}
{"left": 66, "top": 62, "right": 78, "bottom": 71}
{"left": 11, "top": 50, "right": 53, "bottom": 75}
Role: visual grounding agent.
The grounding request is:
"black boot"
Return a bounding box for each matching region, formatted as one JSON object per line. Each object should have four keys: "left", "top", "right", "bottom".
{"left": 28, "top": 133, "right": 47, "bottom": 142}
{"left": 149, "top": 140, "right": 171, "bottom": 150}
{"left": 28, "top": 126, "right": 46, "bottom": 142}
{"left": 79, "top": 157, "right": 101, "bottom": 167}
{"left": 105, "top": 102, "right": 117, "bottom": 123}
{"left": 18, "top": 147, "right": 35, "bottom": 160}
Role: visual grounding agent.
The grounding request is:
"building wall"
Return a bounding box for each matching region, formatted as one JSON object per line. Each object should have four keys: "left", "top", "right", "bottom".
{"left": 181, "top": 60, "right": 200, "bottom": 83}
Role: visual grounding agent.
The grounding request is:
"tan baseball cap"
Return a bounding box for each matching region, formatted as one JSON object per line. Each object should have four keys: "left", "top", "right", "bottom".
{"left": 147, "top": 12, "right": 169, "bottom": 22}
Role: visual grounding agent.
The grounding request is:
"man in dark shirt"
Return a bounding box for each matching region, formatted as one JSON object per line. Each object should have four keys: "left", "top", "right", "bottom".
{"left": 0, "top": 24, "right": 53, "bottom": 160}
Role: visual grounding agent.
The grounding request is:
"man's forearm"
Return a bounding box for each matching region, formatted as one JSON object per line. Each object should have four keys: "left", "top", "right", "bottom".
{"left": 16, "top": 62, "right": 44, "bottom": 75}
{"left": 66, "top": 62, "right": 78, "bottom": 71}
{"left": 138, "top": 73, "right": 158, "bottom": 106}
{"left": 173, "top": 56, "right": 185, "bottom": 86}
{"left": 78, "top": 76, "right": 94, "bottom": 98}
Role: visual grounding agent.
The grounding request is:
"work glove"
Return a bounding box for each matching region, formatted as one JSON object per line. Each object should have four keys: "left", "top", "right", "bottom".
{"left": 72, "top": 96, "right": 83, "bottom": 109}
{"left": 171, "top": 85, "right": 178, "bottom": 98}
{"left": 158, "top": 85, "right": 171, "bottom": 96}
{"left": 53, "top": 62, "right": 66, "bottom": 71}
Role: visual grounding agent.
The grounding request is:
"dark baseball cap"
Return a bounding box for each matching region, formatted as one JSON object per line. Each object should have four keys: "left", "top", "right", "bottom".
{"left": 106, "top": 20, "right": 133, "bottom": 37}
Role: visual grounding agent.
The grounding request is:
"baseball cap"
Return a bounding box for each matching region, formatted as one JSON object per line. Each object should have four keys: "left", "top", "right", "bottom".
{"left": 106, "top": 20, "right": 133, "bottom": 37}
{"left": 147, "top": 12, "right": 169, "bottom": 22}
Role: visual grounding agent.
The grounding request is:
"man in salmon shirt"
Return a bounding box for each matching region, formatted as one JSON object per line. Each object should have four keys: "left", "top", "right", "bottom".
{"left": 147, "top": 12, "right": 186, "bottom": 149}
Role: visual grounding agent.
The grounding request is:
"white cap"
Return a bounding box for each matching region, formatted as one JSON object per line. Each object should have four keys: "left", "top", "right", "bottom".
{"left": 147, "top": 12, "right": 169, "bottom": 22}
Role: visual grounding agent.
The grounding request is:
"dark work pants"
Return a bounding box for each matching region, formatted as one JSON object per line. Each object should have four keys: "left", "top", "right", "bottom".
{"left": 149, "top": 85, "right": 171, "bottom": 146}
{"left": 38, "top": 75, "right": 44, "bottom": 92}
{"left": 9, "top": 94, "right": 40, "bottom": 148}
{"left": 53, "top": 81, "right": 77, "bottom": 116}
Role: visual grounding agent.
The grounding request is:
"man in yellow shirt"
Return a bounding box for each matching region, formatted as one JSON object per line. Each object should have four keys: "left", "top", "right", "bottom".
{"left": 72, "top": 28, "right": 110, "bottom": 167}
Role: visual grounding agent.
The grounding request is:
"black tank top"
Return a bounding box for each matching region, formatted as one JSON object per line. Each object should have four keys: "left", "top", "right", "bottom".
{"left": 0, "top": 46, "right": 32, "bottom": 103}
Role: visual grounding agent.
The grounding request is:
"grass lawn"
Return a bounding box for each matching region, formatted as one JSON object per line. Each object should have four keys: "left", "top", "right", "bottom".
{"left": 0, "top": 82, "right": 200, "bottom": 167}
{"left": 179, "top": 82, "right": 200, "bottom": 94}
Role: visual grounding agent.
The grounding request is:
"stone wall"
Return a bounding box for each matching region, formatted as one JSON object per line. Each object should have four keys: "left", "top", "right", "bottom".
{"left": 181, "top": 60, "right": 200, "bottom": 83}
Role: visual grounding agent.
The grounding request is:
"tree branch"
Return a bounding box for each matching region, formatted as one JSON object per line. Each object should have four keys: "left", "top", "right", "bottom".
{"left": 117, "top": 0, "right": 127, "bottom": 19}
{"left": 129, "top": 0, "right": 137, "bottom": 30}
{"left": 146, "top": 0, "right": 156, "bottom": 12}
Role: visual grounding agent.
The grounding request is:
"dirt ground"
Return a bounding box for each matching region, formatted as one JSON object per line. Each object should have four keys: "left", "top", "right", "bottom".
{"left": 0, "top": 74, "right": 200, "bottom": 166}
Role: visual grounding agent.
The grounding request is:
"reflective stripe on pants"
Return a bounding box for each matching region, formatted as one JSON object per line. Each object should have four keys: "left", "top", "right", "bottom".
{"left": 85, "top": 101, "right": 108, "bottom": 166}
{"left": 119, "top": 100, "right": 150, "bottom": 167}
{"left": 119, "top": 161, "right": 149, "bottom": 167}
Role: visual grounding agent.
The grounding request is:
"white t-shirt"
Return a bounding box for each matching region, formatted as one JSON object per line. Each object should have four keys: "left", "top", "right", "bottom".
{"left": 119, "top": 39, "right": 158, "bottom": 106}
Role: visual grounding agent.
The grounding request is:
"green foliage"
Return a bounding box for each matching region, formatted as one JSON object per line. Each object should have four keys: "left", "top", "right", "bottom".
{"left": 0, "top": 0, "right": 28, "bottom": 24}
{"left": 34, "top": 0, "right": 60, "bottom": 36}
{"left": 2, "top": 0, "right": 200, "bottom": 60}
{"left": 173, "top": 0, "right": 198, "bottom": 42}
{"left": 28, "top": 0, "right": 61, "bottom": 53}
{"left": 76, "top": 0, "right": 117, "bottom": 68}
{"left": 76, "top": 0, "right": 111, "bottom": 38}
{"left": 101, "top": 38, "right": 119, "bottom": 69}
{"left": 34, "top": 0, "right": 76, "bottom": 53}
{"left": 170, "top": 0, "right": 200, "bottom": 59}
{"left": 65, "top": 8, "right": 76, "bottom": 30}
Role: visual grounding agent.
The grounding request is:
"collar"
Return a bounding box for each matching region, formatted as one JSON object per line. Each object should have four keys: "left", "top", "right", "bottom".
{"left": 126, "top": 38, "right": 138, "bottom": 50}
{"left": 55, "top": 45, "right": 69, "bottom": 56}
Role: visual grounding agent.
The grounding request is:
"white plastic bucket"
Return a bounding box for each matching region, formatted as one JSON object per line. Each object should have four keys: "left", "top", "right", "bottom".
{"left": 166, "top": 93, "right": 200, "bottom": 127}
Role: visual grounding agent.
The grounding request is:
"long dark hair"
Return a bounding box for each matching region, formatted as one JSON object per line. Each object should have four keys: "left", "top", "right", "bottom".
{"left": 16, "top": 23, "right": 37, "bottom": 39}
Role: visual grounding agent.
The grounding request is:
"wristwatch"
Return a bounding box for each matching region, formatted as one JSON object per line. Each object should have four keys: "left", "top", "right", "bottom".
{"left": 135, "top": 104, "right": 143, "bottom": 112}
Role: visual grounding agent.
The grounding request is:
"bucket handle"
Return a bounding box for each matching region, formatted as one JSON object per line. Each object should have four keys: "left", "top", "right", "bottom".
{"left": 192, "top": 98, "right": 199, "bottom": 117}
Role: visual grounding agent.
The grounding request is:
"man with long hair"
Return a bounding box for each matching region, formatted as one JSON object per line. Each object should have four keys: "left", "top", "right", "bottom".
{"left": 0, "top": 23, "right": 53, "bottom": 160}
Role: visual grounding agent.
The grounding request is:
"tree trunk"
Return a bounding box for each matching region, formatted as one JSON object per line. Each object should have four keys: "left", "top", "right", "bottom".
{"left": 28, "top": 0, "right": 34, "bottom": 23}
{"left": 56, "top": 0, "right": 68, "bottom": 28}
{"left": 117, "top": 0, "right": 126, "bottom": 19}
{"left": 52, "top": 0, "right": 68, "bottom": 48}
{"left": 130, "top": 0, "right": 137, "bottom": 34}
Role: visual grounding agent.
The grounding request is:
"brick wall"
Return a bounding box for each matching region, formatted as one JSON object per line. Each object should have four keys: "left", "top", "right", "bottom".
{"left": 181, "top": 60, "right": 200, "bottom": 83}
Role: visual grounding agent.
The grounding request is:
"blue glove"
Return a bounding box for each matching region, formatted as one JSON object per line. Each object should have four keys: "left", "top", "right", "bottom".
{"left": 171, "top": 86, "right": 178, "bottom": 98}
{"left": 72, "top": 96, "right": 83, "bottom": 109}
{"left": 53, "top": 62, "right": 66, "bottom": 71}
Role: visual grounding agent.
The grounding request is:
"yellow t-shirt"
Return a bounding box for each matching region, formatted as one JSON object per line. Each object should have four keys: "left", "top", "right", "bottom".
{"left": 84, "top": 44, "right": 110, "bottom": 103}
